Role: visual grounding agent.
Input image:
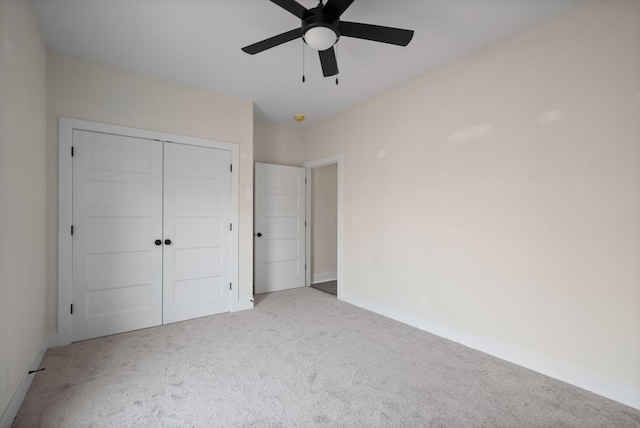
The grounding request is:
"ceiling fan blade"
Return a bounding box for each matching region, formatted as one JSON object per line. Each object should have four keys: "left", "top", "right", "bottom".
{"left": 242, "top": 28, "right": 302, "bottom": 55}
{"left": 270, "top": 0, "right": 307, "bottom": 19}
{"left": 339, "top": 21, "right": 414, "bottom": 46}
{"left": 318, "top": 47, "right": 339, "bottom": 77}
{"left": 322, "top": 0, "right": 355, "bottom": 19}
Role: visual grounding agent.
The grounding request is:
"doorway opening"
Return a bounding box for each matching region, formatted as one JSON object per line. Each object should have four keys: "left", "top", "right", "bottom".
{"left": 303, "top": 155, "right": 343, "bottom": 298}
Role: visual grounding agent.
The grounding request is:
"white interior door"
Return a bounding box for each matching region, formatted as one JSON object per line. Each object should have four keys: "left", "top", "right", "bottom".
{"left": 72, "top": 130, "right": 163, "bottom": 342}
{"left": 163, "top": 142, "right": 232, "bottom": 323}
{"left": 254, "top": 163, "right": 306, "bottom": 294}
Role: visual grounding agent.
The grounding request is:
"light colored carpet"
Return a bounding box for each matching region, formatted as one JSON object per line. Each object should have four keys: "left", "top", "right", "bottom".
{"left": 13, "top": 287, "right": 640, "bottom": 427}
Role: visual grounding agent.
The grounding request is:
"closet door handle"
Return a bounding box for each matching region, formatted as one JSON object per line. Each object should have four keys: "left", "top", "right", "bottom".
{"left": 164, "top": 239, "right": 172, "bottom": 245}
{"left": 256, "top": 233, "right": 262, "bottom": 237}
{"left": 154, "top": 239, "right": 162, "bottom": 246}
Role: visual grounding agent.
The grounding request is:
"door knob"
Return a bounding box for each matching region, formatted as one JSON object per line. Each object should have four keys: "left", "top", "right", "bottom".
{"left": 154, "top": 239, "right": 162, "bottom": 246}
{"left": 256, "top": 233, "right": 262, "bottom": 237}
{"left": 164, "top": 239, "right": 172, "bottom": 245}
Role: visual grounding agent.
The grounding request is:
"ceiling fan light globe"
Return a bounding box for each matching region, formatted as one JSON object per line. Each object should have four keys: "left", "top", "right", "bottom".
{"left": 304, "top": 26, "right": 338, "bottom": 51}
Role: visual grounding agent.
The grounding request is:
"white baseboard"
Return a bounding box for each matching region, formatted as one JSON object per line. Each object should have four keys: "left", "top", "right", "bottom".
{"left": 0, "top": 334, "right": 58, "bottom": 428}
{"left": 311, "top": 272, "right": 337, "bottom": 284}
{"left": 237, "top": 298, "right": 254, "bottom": 311}
{"left": 339, "top": 291, "right": 640, "bottom": 411}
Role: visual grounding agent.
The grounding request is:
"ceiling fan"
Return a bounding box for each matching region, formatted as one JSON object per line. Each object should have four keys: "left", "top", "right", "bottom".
{"left": 241, "top": 0, "right": 415, "bottom": 78}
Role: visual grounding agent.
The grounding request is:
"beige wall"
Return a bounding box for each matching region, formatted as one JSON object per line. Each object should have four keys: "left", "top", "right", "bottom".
{"left": 254, "top": 122, "right": 305, "bottom": 166}
{"left": 303, "top": 0, "right": 640, "bottom": 387}
{"left": 46, "top": 52, "right": 255, "bottom": 332}
{"left": 0, "top": 0, "right": 48, "bottom": 417}
{"left": 311, "top": 164, "right": 338, "bottom": 280}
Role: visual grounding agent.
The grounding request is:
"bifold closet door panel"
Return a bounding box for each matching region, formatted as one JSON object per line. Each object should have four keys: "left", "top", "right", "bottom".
{"left": 162, "top": 142, "right": 232, "bottom": 324}
{"left": 71, "top": 130, "right": 164, "bottom": 342}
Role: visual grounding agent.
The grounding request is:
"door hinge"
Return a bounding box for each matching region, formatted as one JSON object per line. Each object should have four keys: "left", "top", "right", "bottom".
{"left": 70, "top": 225, "right": 74, "bottom": 236}
{"left": 230, "top": 223, "right": 232, "bottom": 231}
{"left": 71, "top": 146, "right": 74, "bottom": 157}
{"left": 230, "top": 164, "right": 233, "bottom": 172}
{"left": 229, "top": 282, "right": 232, "bottom": 290}
{"left": 70, "top": 304, "right": 73, "bottom": 314}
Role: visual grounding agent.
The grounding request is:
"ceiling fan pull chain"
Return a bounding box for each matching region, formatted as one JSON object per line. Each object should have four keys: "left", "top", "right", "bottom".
{"left": 336, "top": 44, "right": 339, "bottom": 85}
{"left": 302, "top": 39, "right": 306, "bottom": 83}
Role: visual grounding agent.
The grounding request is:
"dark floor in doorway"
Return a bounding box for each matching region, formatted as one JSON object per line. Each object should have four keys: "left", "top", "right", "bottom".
{"left": 310, "top": 280, "right": 337, "bottom": 296}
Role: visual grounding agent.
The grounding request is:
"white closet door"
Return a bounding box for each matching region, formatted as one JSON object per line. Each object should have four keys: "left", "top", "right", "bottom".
{"left": 254, "top": 163, "right": 306, "bottom": 294}
{"left": 72, "top": 130, "right": 163, "bottom": 342}
{"left": 162, "top": 142, "right": 232, "bottom": 323}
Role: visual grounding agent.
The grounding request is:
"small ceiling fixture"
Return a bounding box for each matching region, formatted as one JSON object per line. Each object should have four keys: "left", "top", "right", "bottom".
{"left": 242, "top": 0, "right": 414, "bottom": 78}
{"left": 303, "top": 26, "right": 338, "bottom": 51}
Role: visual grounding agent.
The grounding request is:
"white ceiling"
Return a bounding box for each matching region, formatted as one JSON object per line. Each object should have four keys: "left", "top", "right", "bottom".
{"left": 31, "top": 0, "right": 586, "bottom": 127}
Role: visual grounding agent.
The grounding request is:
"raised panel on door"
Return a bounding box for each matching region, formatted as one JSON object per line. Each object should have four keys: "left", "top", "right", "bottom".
{"left": 254, "top": 163, "right": 306, "bottom": 294}
{"left": 72, "top": 130, "right": 163, "bottom": 342}
{"left": 163, "top": 142, "right": 231, "bottom": 323}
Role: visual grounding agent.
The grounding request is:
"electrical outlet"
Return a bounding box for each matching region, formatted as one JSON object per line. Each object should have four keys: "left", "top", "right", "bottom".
{"left": 421, "top": 297, "right": 428, "bottom": 310}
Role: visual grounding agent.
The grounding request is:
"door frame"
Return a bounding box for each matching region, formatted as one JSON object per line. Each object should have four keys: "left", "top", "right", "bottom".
{"left": 302, "top": 154, "right": 343, "bottom": 298}
{"left": 58, "top": 117, "right": 240, "bottom": 346}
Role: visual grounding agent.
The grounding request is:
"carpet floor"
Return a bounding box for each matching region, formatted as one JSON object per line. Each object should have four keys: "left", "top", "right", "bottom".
{"left": 13, "top": 287, "right": 640, "bottom": 427}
